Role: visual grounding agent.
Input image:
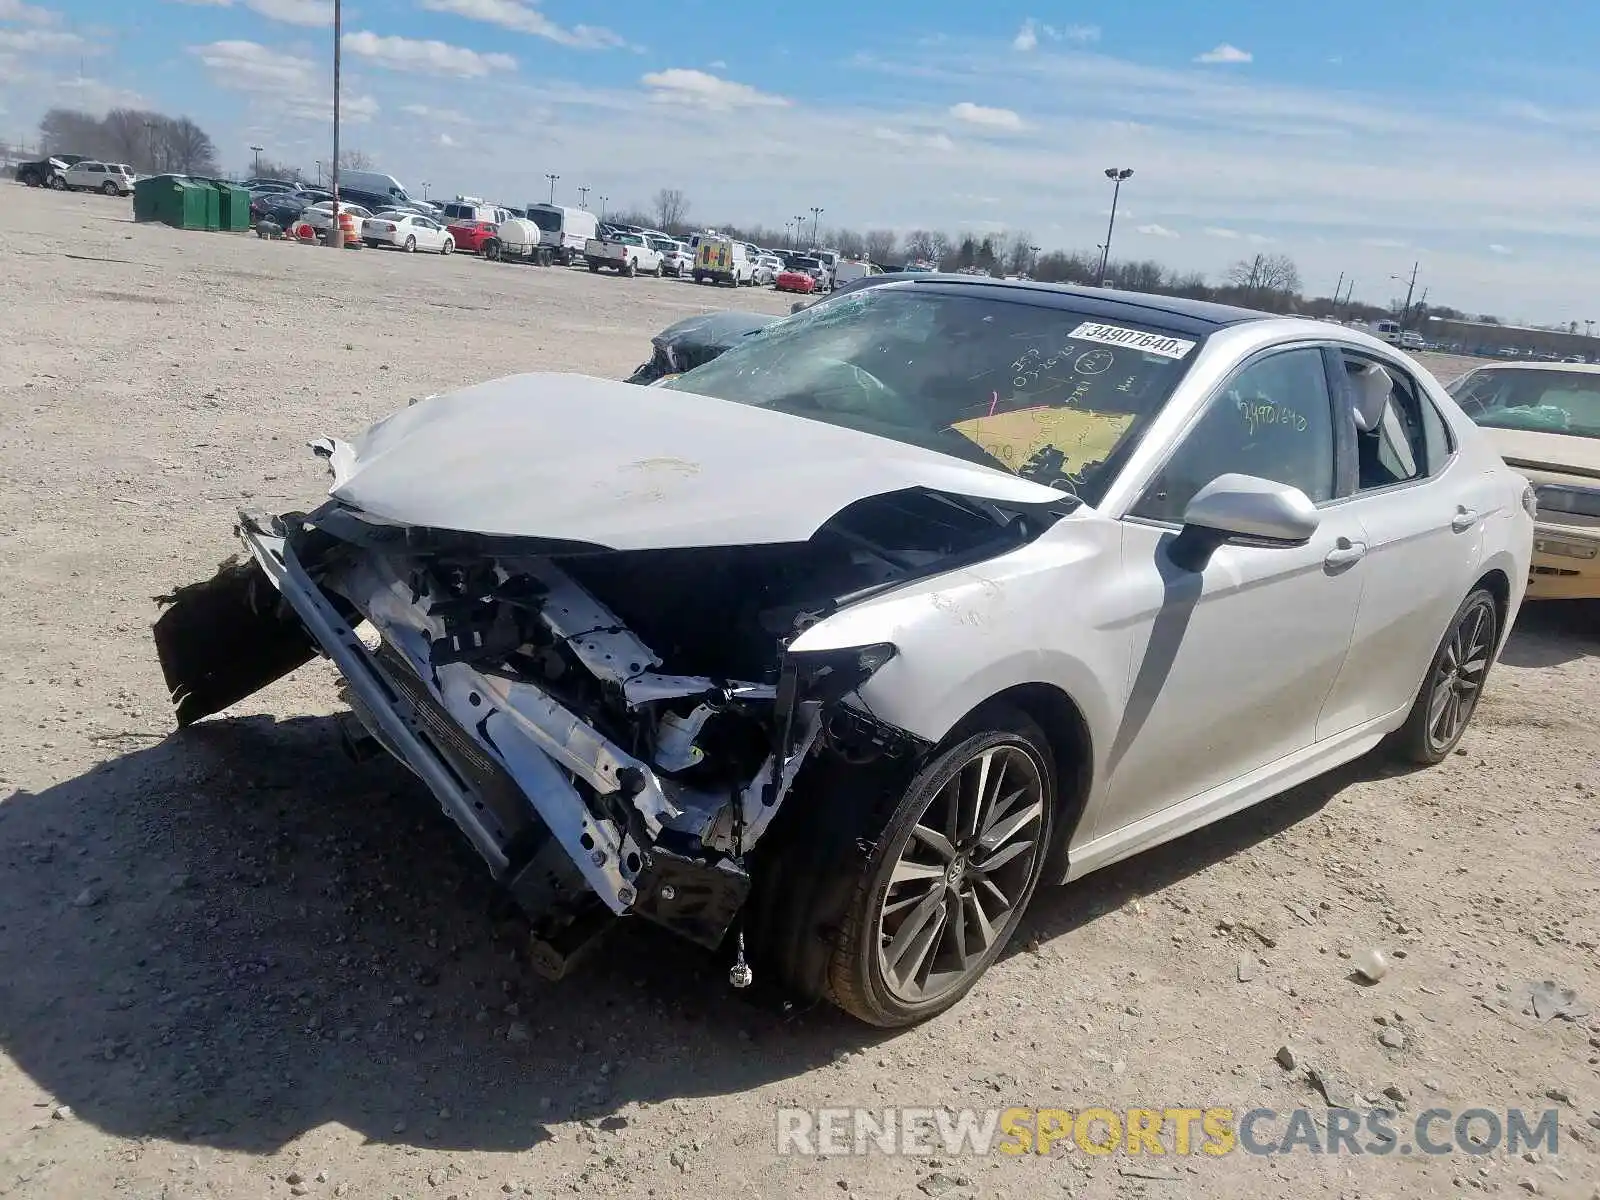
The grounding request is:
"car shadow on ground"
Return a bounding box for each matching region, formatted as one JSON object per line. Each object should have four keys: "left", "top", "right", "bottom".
{"left": 1499, "top": 599, "right": 1598, "bottom": 667}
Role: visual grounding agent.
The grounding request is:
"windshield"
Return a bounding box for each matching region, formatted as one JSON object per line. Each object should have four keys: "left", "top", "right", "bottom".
{"left": 1449, "top": 368, "right": 1600, "bottom": 440}
{"left": 529, "top": 208, "right": 561, "bottom": 233}
{"left": 660, "top": 287, "right": 1200, "bottom": 501}
{"left": 649, "top": 238, "right": 675, "bottom": 252}
{"left": 617, "top": 233, "right": 644, "bottom": 246}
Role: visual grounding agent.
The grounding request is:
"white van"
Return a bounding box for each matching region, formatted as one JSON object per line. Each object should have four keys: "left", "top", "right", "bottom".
{"left": 337, "top": 170, "right": 413, "bottom": 206}
{"left": 1373, "top": 319, "right": 1402, "bottom": 345}
{"left": 527, "top": 204, "right": 599, "bottom": 264}
{"left": 442, "top": 198, "right": 513, "bottom": 225}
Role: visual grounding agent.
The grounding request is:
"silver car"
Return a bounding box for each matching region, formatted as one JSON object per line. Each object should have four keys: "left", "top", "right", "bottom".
{"left": 154, "top": 280, "right": 1533, "bottom": 1028}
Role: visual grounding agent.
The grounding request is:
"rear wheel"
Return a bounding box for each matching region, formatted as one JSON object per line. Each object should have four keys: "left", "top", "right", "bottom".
{"left": 49, "top": 174, "right": 66, "bottom": 190}
{"left": 403, "top": 235, "right": 416, "bottom": 253}
{"left": 101, "top": 180, "right": 117, "bottom": 196}
{"left": 624, "top": 258, "right": 637, "bottom": 277}
{"left": 653, "top": 260, "right": 663, "bottom": 276}
{"left": 1392, "top": 587, "right": 1499, "bottom": 764}
{"left": 441, "top": 237, "right": 454, "bottom": 255}
{"left": 588, "top": 261, "right": 600, "bottom": 272}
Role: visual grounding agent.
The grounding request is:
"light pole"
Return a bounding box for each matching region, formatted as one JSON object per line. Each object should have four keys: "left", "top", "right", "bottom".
{"left": 784, "top": 220, "right": 794, "bottom": 248}
{"left": 420, "top": 180, "right": 430, "bottom": 200}
{"left": 545, "top": 173, "right": 559, "bottom": 204}
{"left": 328, "top": 0, "right": 344, "bottom": 248}
{"left": 143, "top": 119, "right": 156, "bottom": 172}
{"left": 794, "top": 215, "right": 806, "bottom": 249}
{"left": 1391, "top": 261, "right": 1420, "bottom": 330}
{"left": 250, "top": 144, "right": 263, "bottom": 175}
{"left": 1027, "top": 243, "right": 1040, "bottom": 277}
{"left": 810, "top": 206, "right": 824, "bottom": 247}
{"left": 315, "top": 160, "right": 323, "bottom": 187}
{"left": 1586, "top": 320, "right": 1594, "bottom": 339}
{"left": 1098, "top": 167, "right": 1133, "bottom": 284}
{"left": 577, "top": 186, "right": 589, "bottom": 208}
{"left": 598, "top": 195, "right": 608, "bottom": 221}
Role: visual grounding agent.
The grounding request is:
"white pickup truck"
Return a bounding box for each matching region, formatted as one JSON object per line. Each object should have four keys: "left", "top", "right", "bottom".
{"left": 583, "top": 231, "right": 664, "bottom": 277}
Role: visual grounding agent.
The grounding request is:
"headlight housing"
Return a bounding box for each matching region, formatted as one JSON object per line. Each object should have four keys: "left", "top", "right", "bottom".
{"left": 787, "top": 642, "right": 898, "bottom": 703}
{"left": 1534, "top": 483, "right": 1600, "bottom": 519}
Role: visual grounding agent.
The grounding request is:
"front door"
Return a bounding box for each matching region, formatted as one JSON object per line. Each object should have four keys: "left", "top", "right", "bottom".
{"left": 1086, "top": 344, "right": 1368, "bottom": 840}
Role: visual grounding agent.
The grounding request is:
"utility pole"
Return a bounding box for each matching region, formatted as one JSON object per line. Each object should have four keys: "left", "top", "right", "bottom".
{"left": 794, "top": 215, "right": 806, "bottom": 248}
{"left": 421, "top": 180, "right": 430, "bottom": 200}
{"left": 598, "top": 195, "right": 608, "bottom": 221}
{"left": 143, "top": 119, "right": 156, "bottom": 173}
{"left": 1098, "top": 167, "right": 1133, "bottom": 284}
{"left": 329, "top": 0, "right": 343, "bottom": 248}
{"left": 1331, "top": 271, "right": 1344, "bottom": 319}
{"left": 545, "top": 173, "right": 559, "bottom": 204}
{"left": 577, "top": 186, "right": 589, "bottom": 208}
{"left": 1587, "top": 319, "right": 1595, "bottom": 339}
{"left": 1392, "top": 261, "right": 1420, "bottom": 330}
{"left": 250, "top": 144, "right": 263, "bottom": 175}
{"left": 810, "top": 206, "right": 823, "bottom": 247}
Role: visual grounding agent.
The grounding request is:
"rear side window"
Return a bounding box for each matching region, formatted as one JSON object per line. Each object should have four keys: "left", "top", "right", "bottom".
{"left": 1341, "top": 353, "right": 1440, "bottom": 489}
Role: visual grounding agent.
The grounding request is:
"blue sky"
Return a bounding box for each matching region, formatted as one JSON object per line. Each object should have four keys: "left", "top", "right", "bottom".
{"left": 3, "top": 0, "right": 1598, "bottom": 321}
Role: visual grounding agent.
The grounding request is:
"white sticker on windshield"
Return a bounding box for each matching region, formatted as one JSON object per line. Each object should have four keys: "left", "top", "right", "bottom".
{"left": 1068, "top": 322, "right": 1196, "bottom": 360}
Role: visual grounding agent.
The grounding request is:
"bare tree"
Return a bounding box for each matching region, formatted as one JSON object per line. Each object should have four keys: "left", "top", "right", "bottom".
{"left": 1004, "top": 230, "right": 1036, "bottom": 275}
{"left": 39, "top": 108, "right": 108, "bottom": 158}
{"left": 864, "top": 228, "right": 898, "bottom": 264}
{"left": 652, "top": 188, "right": 689, "bottom": 232}
{"left": 337, "top": 149, "right": 373, "bottom": 171}
{"left": 1226, "top": 253, "right": 1301, "bottom": 296}
{"left": 252, "top": 157, "right": 303, "bottom": 182}
{"left": 39, "top": 107, "right": 218, "bottom": 176}
{"left": 903, "top": 229, "right": 936, "bottom": 261}
{"left": 158, "top": 117, "right": 218, "bottom": 175}
{"left": 927, "top": 230, "right": 951, "bottom": 263}
{"left": 831, "top": 227, "right": 865, "bottom": 257}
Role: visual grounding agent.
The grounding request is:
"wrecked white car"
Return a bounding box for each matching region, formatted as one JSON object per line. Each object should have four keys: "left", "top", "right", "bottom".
{"left": 155, "top": 278, "right": 1531, "bottom": 1027}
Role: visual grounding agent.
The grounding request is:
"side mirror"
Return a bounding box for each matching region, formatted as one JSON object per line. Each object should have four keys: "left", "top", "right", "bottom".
{"left": 1170, "top": 473, "right": 1319, "bottom": 569}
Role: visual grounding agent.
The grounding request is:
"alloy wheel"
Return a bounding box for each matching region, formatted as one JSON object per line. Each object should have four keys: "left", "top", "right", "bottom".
{"left": 876, "top": 743, "right": 1046, "bottom": 1005}
{"left": 1426, "top": 596, "right": 1495, "bottom": 753}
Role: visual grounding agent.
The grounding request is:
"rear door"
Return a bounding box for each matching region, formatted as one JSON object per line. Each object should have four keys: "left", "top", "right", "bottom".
{"left": 1314, "top": 350, "right": 1490, "bottom": 736}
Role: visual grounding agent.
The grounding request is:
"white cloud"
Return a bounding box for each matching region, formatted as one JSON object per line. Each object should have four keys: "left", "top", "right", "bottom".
{"left": 188, "top": 39, "right": 376, "bottom": 122}
{"left": 401, "top": 103, "right": 474, "bottom": 125}
{"left": 1246, "top": 232, "right": 1274, "bottom": 244}
{"left": 167, "top": 0, "right": 332, "bottom": 26}
{"left": 708, "top": 58, "right": 726, "bottom": 69}
{"left": 1012, "top": 18, "right": 1098, "bottom": 51}
{"left": 639, "top": 68, "right": 788, "bottom": 109}
{"left": 341, "top": 31, "right": 516, "bottom": 78}
{"left": 1194, "top": 43, "right": 1252, "bottom": 64}
{"left": 1488, "top": 244, "right": 1512, "bottom": 255}
{"left": 0, "top": 0, "right": 59, "bottom": 24}
{"left": 1203, "top": 226, "right": 1241, "bottom": 239}
{"left": 438, "top": 132, "right": 455, "bottom": 146}
{"left": 872, "top": 125, "right": 956, "bottom": 151}
{"left": 50, "top": 75, "right": 145, "bottom": 110}
{"left": 0, "top": 28, "right": 82, "bottom": 52}
{"left": 416, "top": 0, "right": 626, "bottom": 50}
{"left": 949, "top": 101, "right": 1024, "bottom": 131}
{"left": 1360, "top": 236, "right": 1409, "bottom": 248}
{"left": 1136, "top": 223, "right": 1179, "bottom": 238}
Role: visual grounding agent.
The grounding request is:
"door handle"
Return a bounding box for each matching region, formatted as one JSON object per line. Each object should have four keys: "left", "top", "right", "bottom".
{"left": 1324, "top": 538, "right": 1368, "bottom": 568}
{"left": 1451, "top": 506, "right": 1480, "bottom": 533}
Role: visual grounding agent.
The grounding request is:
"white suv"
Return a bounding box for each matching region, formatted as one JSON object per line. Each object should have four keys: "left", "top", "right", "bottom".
{"left": 62, "top": 161, "right": 136, "bottom": 196}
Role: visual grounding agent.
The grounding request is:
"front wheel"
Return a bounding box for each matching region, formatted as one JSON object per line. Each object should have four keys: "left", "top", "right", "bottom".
{"left": 49, "top": 175, "right": 66, "bottom": 190}
{"left": 403, "top": 235, "right": 416, "bottom": 252}
{"left": 623, "top": 258, "right": 637, "bottom": 277}
{"left": 653, "top": 260, "right": 663, "bottom": 277}
{"left": 588, "top": 261, "right": 600, "bottom": 272}
{"left": 101, "top": 181, "right": 117, "bottom": 196}
{"left": 441, "top": 237, "right": 454, "bottom": 255}
{"left": 1391, "top": 587, "right": 1499, "bottom": 764}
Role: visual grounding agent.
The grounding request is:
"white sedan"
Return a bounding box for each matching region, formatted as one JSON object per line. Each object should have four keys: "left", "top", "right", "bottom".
{"left": 301, "top": 201, "right": 373, "bottom": 235}
{"left": 362, "top": 212, "right": 456, "bottom": 254}
{"left": 154, "top": 281, "right": 1534, "bottom": 1029}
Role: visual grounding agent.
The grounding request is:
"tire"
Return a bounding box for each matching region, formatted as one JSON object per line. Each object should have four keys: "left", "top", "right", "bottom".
{"left": 49, "top": 174, "right": 66, "bottom": 190}
{"left": 653, "top": 260, "right": 663, "bottom": 277}
{"left": 363, "top": 239, "right": 380, "bottom": 249}
{"left": 1391, "top": 587, "right": 1499, "bottom": 764}
{"left": 751, "top": 706, "right": 1056, "bottom": 1028}
{"left": 101, "top": 181, "right": 117, "bottom": 196}
{"left": 484, "top": 239, "right": 502, "bottom": 261}
{"left": 624, "top": 258, "right": 637, "bottom": 277}
{"left": 441, "top": 237, "right": 454, "bottom": 255}
{"left": 403, "top": 235, "right": 416, "bottom": 253}
{"left": 588, "top": 261, "right": 600, "bottom": 272}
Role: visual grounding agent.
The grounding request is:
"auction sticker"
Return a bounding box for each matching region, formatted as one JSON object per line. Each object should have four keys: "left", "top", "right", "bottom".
{"left": 1069, "top": 322, "right": 1196, "bottom": 359}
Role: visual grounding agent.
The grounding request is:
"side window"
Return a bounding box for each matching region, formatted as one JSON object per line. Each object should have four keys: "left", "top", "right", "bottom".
{"left": 1419, "top": 392, "right": 1454, "bottom": 472}
{"left": 1343, "top": 355, "right": 1434, "bottom": 489}
{"left": 1132, "top": 347, "right": 1337, "bottom": 523}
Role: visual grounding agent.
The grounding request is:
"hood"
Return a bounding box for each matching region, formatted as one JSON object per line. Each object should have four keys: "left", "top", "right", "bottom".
{"left": 1484, "top": 426, "right": 1600, "bottom": 480}
{"left": 322, "top": 373, "right": 1068, "bottom": 550}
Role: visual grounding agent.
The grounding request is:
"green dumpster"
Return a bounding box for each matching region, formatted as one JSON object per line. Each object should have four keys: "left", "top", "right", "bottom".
{"left": 133, "top": 175, "right": 208, "bottom": 229}
{"left": 212, "top": 180, "right": 251, "bottom": 232}
{"left": 195, "top": 179, "right": 220, "bottom": 231}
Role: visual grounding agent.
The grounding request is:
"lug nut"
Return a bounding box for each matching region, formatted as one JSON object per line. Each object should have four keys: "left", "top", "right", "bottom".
{"left": 659, "top": 885, "right": 677, "bottom": 902}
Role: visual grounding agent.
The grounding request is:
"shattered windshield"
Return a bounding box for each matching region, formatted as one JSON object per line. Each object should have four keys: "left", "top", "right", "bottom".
{"left": 661, "top": 286, "right": 1201, "bottom": 499}
{"left": 1449, "top": 368, "right": 1600, "bottom": 440}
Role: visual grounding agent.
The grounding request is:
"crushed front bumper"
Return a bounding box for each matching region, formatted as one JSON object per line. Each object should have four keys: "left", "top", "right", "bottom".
{"left": 217, "top": 515, "right": 771, "bottom": 957}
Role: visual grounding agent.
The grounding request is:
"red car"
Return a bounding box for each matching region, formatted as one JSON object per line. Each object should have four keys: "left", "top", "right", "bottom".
{"left": 775, "top": 269, "right": 817, "bottom": 294}
{"left": 447, "top": 219, "right": 499, "bottom": 254}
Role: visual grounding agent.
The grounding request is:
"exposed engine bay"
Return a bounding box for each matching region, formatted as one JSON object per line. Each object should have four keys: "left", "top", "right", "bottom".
{"left": 154, "top": 481, "right": 1050, "bottom": 978}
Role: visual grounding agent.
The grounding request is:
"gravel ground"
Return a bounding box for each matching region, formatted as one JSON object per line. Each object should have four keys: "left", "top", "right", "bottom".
{"left": 1, "top": 185, "right": 1598, "bottom": 1200}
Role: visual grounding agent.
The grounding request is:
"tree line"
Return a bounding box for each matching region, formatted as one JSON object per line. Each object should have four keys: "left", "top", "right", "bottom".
{"left": 38, "top": 108, "right": 219, "bottom": 178}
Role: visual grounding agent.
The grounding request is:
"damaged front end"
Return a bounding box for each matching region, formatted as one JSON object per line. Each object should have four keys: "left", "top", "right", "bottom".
{"left": 152, "top": 482, "right": 1043, "bottom": 979}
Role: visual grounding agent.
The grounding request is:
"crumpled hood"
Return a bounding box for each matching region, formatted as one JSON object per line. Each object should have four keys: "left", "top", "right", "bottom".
{"left": 322, "top": 372, "right": 1067, "bottom": 549}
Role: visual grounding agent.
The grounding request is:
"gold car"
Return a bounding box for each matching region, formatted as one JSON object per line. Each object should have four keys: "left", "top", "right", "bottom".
{"left": 1450, "top": 363, "right": 1600, "bottom": 599}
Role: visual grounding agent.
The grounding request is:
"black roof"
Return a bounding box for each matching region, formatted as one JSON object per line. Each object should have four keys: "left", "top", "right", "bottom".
{"left": 829, "top": 273, "right": 1270, "bottom": 335}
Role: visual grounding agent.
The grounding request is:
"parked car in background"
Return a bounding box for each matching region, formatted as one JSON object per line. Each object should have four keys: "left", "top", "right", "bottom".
{"left": 1399, "top": 330, "right": 1426, "bottom": 351}
{"left": 650, "top": 236, "right": 694, "bottom": 276}
{"left": 1447, "top": 362, "right": 1600, "bottom": 600}
{"left": 362, "top": 211, "right": 455, "bottom": 254}
{"left": 241, "top": 178, "right": 298, "bottom": 193}
{"left": 442, "top": 197, "right": 513, "bottom": 226}
{"left": 338, "top": 169, "right": 416, "bottom": 209}
{"left": 834, "top": 260, "right": 883, "bottom": 288}
{"left": 753, "top": 253, "right": 783, "bottom": 285}
{"left": 302, "top": 200, "right": 373, "bottom": 234}
{"left": 526, "top": 203, "right": 599, "bottom": 265}
{"left": 693, "top": 235, "right": 755, "bottom": 286}
{"left": 584, "top": 230, "right": 664, "bottom": 276}
{"left": 447, "top": 218, "right": 500, "bottom": 254}
{"left": 251, "top": 189, "right": 329, "bottom": 227}
{"left": 775, "top": 268, "right": 817, "bottom": 294}
{"left": 15, "top": 154, "right": 86, "bottom": 188}
{"left": 59, "top": 160, "right": 136, "bottom": 195}
{"left": 155, "top": 279, "right": 1531, "bottom": 1030}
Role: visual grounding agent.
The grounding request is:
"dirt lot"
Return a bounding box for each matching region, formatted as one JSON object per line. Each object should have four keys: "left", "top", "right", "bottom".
{"left": 1, "top": 184, "right": 1597, "bottom": 1200}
